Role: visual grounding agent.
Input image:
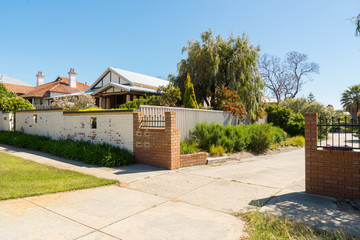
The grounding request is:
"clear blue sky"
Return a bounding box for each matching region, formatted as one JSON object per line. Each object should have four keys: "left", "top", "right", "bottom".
{"left": 0, "top": 0, "right": 359, "bottom": 109}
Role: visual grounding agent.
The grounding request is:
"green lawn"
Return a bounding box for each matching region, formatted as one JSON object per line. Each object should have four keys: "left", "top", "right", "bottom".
{"left": 0, "top": 152, "right": 117, "bottom": 200}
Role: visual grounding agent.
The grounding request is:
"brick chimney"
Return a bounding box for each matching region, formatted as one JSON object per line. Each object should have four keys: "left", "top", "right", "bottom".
{"left": 68, "top": 68, "right": 77, "bottom": 88}
{"left": 36, "top": 71, "right": 44, "bottom": 86}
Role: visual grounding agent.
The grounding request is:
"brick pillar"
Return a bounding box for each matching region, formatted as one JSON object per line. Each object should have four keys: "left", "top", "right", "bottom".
{"left": 304, "top": 112, "right": 318, "bottom": 193}
{"left": 132, "top": 112, "right": 180, "bottom": 170}
{"left": 133, "top": 112, "right": 143, "bottom": 163}
{"left": 165, "top": 112, "right": 180, "bottom": 169}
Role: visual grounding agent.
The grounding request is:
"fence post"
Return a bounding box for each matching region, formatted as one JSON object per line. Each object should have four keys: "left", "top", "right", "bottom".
{"left": 304, "top": 112, "right": 318, "bottom": 194}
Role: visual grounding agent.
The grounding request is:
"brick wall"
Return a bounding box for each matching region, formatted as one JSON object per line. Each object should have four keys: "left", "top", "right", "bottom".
{"left": 180, "top": 152, "right": 208, "bottom": 168}
{"left": 305, "top": 112, "right": 360, "bottom": 200}
{"left": 133, "top": 112, "right": 180, "bottom": 170}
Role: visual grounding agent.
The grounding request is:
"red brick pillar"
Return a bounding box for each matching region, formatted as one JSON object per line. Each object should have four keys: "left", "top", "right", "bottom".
{"left": 165, "top": 112, "right": 180, "bottom": 169}
{"left": 132, "top": 112, "right": 180, "bottom": 170}
{"left": 304, "top": 112, "right": 318, "bottom": 194}
{"left": 133, "top": 112, "right": 143, "bottom": 162}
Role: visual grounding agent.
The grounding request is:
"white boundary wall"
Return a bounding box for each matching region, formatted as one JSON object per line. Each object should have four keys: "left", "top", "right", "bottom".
{"left": 0, "top": 112, "right": 14, "bottom": 131}
{"left": 15, "top": 110, "right": 134, "bottom": 151}
{"left": 139, "top": 105, "right": 266, "bottom": 140}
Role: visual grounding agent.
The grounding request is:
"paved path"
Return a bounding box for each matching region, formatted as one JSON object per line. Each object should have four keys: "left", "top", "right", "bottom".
{"left": 1, "top": 145, "right": 359, "bottom": 239}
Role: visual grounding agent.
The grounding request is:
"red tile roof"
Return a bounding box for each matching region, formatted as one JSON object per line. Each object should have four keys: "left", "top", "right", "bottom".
{"left": 21, "top": 76, "right": 89, "bottom": 98}
{"left": 2, "top": 83, "right": 35, "bottom": 95}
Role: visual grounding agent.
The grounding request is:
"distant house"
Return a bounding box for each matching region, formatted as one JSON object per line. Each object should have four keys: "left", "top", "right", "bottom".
{"left": 0, "top": 75, "right": 35, "bottom": 96}
{"left": 263, "top": 96, "right": 278, "bottom": 105}
{"left": 89, "top": 67, "right": 169, "bottom": 109}
{"left": 21, "top": 69, "right": 89, "bottom": 108}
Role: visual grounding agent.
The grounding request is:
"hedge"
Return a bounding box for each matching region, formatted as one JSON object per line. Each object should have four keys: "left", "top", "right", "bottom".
{"left": 265, "top": 104, "right": 305, "bottom": 136}
{"left": 0, "top": 131, "right": 134, "bottom": 167}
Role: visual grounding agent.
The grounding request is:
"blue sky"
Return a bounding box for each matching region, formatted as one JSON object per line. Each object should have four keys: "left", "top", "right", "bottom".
{"left": 0, "top": 0, "right": 359, "bottom": 109}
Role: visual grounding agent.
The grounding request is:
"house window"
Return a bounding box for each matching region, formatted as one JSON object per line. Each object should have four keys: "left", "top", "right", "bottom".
{"left": 91, "top": 117, "right": 97, "bottom": 129}
{"left": 33, "top": 114, "right": 38, "bottom": 124}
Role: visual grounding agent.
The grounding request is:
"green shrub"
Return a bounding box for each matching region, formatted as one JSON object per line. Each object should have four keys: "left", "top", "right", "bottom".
{"left": 290, "top": 136, "right": 305, "bottom": 147}
{"left": 180, "top": 140, "right": 200, "bottom": 155}
{"left": 272, "top": 126, "right": 287, "bottom": 143}
{"left": 0, "top": 131, "right": 133, "bottom": 167}
{"left": 0, "top": 97, "right": 35, "bottom": 112}
{"left": 287, "top": 113, "right": 305, "bottom": 136}
{"left": 274, "top": 136, "right": 305, "bottom": 148}
{"left": 118, "top": 97, "right": 150, "bottom": 109}
{"left": 190, "top": 122, "right": 285, "bottom": 154}
{"left": 209, "top": 145, "right": 225, "bottom": 156}
{"left": 190, "top": 123, "right": 250, "bottom": 153}
{"left": 247, "top": 124, "right": 275, "bottom": 154}
{"left": 265, "top": 104, "right": 305, "bottom": 136}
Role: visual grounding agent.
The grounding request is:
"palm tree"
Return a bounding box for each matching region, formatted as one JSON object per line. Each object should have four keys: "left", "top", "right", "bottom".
{"left": 341, "top": 84, "right": 360, "bottom": 123}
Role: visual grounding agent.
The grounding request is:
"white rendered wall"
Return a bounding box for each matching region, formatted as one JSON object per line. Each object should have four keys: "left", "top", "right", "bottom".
{"left": 15, "top": 110, "right": 134, "bottom": 151}
{"left": 0, "top": 112, "right": 14, "bottom": 131}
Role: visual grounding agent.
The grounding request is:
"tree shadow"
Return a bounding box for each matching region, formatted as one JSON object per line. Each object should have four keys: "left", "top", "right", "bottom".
{"left": 0, "top": 143, "right": 166, "bottom": 175}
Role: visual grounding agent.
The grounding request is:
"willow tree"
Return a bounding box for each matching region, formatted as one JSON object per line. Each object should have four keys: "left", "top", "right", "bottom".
{"left": 170, "top": 29, "right": 264, "bottom": 122}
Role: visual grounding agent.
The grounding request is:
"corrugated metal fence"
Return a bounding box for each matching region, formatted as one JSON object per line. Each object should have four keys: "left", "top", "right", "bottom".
{"left": 139, "top": 105, "right": 266, "bottom": 139}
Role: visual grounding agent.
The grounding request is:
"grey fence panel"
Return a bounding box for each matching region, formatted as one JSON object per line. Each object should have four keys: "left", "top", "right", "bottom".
{"left": 139, "top": 105, "right": 266, "bottom": 139}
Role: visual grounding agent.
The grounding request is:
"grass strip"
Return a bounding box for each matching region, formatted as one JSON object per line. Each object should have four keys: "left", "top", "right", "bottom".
{"left": 0, "top": 152, "right": 117, "bottom": 200}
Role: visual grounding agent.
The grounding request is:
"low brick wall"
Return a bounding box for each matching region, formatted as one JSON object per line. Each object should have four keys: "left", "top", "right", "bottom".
{"left": 305, "top": 113, "right": 360, "bottom": 200}
{"left": 180, "top": 152, "right": 208, "bottom": 168}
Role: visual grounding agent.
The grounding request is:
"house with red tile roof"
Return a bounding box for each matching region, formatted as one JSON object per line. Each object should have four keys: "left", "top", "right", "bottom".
{"left": 0, "top": 75, "right": 35, "bottom": 96}
{"left": 21, "top": 69, "right": 89, "bottom": 109}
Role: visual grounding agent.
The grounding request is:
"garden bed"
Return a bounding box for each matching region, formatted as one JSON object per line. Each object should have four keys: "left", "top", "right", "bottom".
{"left": 0, "top": 131, "right": 134, "bottom": 167}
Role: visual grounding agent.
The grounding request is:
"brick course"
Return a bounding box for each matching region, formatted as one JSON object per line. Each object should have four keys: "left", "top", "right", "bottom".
{"left": 305, "top": 112, "right": 360, "bottom": 200}
{"left": 180, "top": 152, "right": 208, "bottom": 168}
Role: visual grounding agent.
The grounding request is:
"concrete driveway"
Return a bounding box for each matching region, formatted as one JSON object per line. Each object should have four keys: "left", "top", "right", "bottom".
{"left": 1, "top": 145, "right": 359, "bottom": 239}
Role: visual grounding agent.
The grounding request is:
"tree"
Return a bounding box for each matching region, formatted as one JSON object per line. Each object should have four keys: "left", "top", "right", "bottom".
{"left": 307, "top": 92, "right": 315, "bottom": 102}
{"left": 279, "top": 97, "right": 335, "bottom": 119}
{"left": 183, "top": 73, "right": 199, "bottom": 109}
{"left": 149, "top": 83, "right": 181, "bottom": 107}
{"left": 170, "top": 29, "right": 264, "bottom": 122}
{"left": 215, "top": 86, "right": 247, "bottom": 120}
{"left": 0, "top": 83, "right": 34, "bottom": 112}
{"left": 0, "top": 83, "right": 17, "bottom": 98}
{"left": 260, "top": 52, "right": 319, "bottom": 102}
{"left": 0, "top": 97, "right": 35, "bottom": 112}
{"left": 341, "top": 84, "right": 360, "bottom": 123}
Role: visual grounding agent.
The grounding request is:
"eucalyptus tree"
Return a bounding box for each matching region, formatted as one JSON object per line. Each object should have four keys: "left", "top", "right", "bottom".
{"left": 341, "top": 84, "right": 360, "bottom": 123}
{"left": 170, "top": 29, "right": 264, "bottom": 122}
{"left": 260, "top": 52, "right": 319, "bottom": 102}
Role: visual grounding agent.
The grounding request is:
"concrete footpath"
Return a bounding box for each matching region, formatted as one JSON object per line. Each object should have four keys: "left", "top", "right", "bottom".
{"left": 1, "top": 145, "right": 360, "bottom": 239}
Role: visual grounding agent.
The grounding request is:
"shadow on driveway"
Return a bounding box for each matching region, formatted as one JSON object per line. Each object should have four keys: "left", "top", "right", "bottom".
{"left": 250, "top": 191, "right": 360, "bottom": 237}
